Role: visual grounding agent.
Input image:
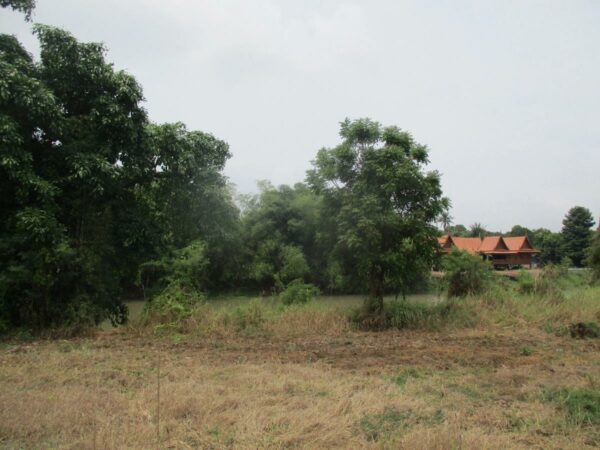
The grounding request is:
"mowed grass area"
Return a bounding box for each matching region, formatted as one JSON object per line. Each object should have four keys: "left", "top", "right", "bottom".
{"left": 2, "top": 287, "right": 600, "bottom": 449}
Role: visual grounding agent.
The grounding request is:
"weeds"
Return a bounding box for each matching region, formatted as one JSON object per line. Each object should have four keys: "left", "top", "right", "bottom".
{"left": 355, "top": 407, "right": 410, "bottom": 441}
{"left": 543, "top": 388, "right": 600, "bottom": 426}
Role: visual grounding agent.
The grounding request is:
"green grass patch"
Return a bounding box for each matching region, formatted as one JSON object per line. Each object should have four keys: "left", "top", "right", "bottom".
{"left": 392, "top": 368, "right": 424, "bottom": 387}
{"left": 355, "top": 407, "right": 411, "bottom": 441}
{"left": 543, "top": 388, "right": 600, "bottom": 426}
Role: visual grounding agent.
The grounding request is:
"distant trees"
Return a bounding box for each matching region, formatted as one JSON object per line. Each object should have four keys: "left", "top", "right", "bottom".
{"left": 308, "top": 118, "right": 447, "bottom": 325}
{"left": 241, "top": 183, "right": 323, "bottom": 291}
{"left": 508, "top": 225, "right": 531, "bottom": 237}
{"left": 530, "top": 229, "right": 564, "bottom": 266}
{"left": 438, "top": 211, "right": 453, "bottom": 233}
{"left": 469, "top": 223, "right": 486, "bottom": 238}
{"left": 561, "top": 206, "right": 595, "bottom": 267}
{"left": 588, "top": 224, "right": 600, "bottom": 282}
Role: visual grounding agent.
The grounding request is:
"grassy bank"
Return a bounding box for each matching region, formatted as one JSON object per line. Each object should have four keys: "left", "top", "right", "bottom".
{"left": 1, "top": 276, "right": 599, "bottom": 449}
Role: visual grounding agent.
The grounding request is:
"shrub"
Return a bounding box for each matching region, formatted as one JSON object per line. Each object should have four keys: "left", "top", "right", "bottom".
{"left": 138, "top": 240, "right": 209, "bottom": 296}
{"left": 517, "top": 270, "right": 535, "bottom": 294}
{"left": 144, "top": 282, "right": 204, "bottom": 325}
{"left": 280, "top": 279, "right": 320, "bottom": 306}
{"left": 442, "top": 248, "right": 493, "bottom": 297}
{"left": 232, "top": 299, "right": 266, "bottom": 332}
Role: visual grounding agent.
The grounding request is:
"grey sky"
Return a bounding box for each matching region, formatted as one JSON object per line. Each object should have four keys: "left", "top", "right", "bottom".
{"left": 2, "top": 0, "right": 599, "bottom": 232}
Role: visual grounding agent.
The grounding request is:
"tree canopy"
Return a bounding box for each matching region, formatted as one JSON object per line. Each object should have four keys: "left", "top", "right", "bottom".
{"left": 307, "top": 118, "right": 448, "bottom": 324}
{"left": 0, "top": 26, "right": 234, "bottom": 329}
{"left": 561, "top": 206, "right": 595, "bottom": 267}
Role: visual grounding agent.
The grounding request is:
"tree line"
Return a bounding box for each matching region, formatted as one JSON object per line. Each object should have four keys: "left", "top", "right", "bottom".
{"left": 1, "top": 1, "right": 598, "bottom": 331}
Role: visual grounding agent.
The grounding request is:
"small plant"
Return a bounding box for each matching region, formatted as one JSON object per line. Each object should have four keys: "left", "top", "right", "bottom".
{"left": 279, "top": 279, "right": 320, "bottom": 306}
{"left": 443, "top": 248, "right": 492, "bottom": 297}
{"left": 519, "top": 346, "right": 532, "bottom": 356}
{"left": 144, "top": 283, "right": 204, "bottom": 326}
{"left": 232, "top": 299, "right": 266, "bottom": 333}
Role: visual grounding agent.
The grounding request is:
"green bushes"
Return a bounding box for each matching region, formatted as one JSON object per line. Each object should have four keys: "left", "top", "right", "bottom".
{"left": 279, "top": 280, "right": 320, "bottom": 306}
{"left": 442, "top": 248, "right": 492, "bottom": 297}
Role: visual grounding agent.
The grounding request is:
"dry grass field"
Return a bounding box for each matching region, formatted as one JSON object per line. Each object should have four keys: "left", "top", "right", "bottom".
{"left": 1, "top": 310, "right": 600, "bottom": 449}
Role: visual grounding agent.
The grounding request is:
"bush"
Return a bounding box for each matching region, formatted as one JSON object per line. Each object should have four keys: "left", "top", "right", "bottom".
{"left": 280, "top": 279, "right": 320, "bottom": 306}
{"left": 232, "top": 299, "right": 267, "bottom": 333}
{"left": 138, "top": 240, "right": 209, "bottom": 296}
{"left": 517, "top": 270, "right": 536, "bottom": 294}
{"left": 144, "top": 282, "right": 204, "bottom": 325}
{"left": 443, "top": 248, "right": 492, "bottom": 297}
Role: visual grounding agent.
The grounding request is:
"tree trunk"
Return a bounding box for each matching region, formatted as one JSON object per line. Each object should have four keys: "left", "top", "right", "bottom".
{"left": 361, "top": 266, "right": 385, "bottom": 329}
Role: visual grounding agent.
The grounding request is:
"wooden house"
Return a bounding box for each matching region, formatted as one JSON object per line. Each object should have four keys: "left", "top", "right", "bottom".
{"left": 438, "top": 235, "right": 538, "bottom": 268}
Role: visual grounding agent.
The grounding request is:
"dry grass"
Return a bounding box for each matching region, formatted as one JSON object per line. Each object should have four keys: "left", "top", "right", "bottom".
{"left": 1, "top": 284, "right": 599, "bottom": 449}
{"left": 1, "top": 322, "right": 599, "bottom": 449}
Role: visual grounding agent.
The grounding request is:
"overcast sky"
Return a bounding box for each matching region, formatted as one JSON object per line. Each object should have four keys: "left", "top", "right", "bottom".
{"left": 2, "top": 0, "right": 599, "bottom": 231}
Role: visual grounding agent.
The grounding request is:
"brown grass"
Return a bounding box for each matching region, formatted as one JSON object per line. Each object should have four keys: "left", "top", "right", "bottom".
{"left": 1, "top": 322, "right": 599, "bottom": 449}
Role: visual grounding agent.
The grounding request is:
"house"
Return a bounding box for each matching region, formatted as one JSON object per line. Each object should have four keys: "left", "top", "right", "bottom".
{"left": 438, "top": 235, "right": 538, "bottom": 268}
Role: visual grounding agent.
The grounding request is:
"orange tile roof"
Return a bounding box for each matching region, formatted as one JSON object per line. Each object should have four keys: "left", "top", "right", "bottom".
{"left": 450, "top": 237, "right": 483, "bottom": 253}
{"left": 504, "top": 236, "right": 538, "bottom": 252}
{"left": 480, "top": 236, "right": 503, "bottom": 252}
{"left": 439, "top": 235, "right": 538, "bottom": 254}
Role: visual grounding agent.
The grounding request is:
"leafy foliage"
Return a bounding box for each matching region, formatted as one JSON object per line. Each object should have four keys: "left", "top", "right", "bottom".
{"left": 442, "top": 248, "right": 492, "bottom": 297}
{"left": 587, "top": 225, "right": 600, "bottom": 282}
{"left": 561, "top": 206, "right": 595, "bottom": 267}
{"left": 0, "top": 28, "right": 234, "bottom": 330}
{"left": 1, "top": 0, "right": 35, "bottom": 20}
{"left": 279, "top": 280, "right": 320, "bottom": 306}
{"left": 308, "top": 118, "right": 447, "bottom": 322}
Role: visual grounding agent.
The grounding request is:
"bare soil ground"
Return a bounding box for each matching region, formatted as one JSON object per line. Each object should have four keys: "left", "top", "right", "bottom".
{"left": 1, "top": 326, "right": 599, "bottom": 449}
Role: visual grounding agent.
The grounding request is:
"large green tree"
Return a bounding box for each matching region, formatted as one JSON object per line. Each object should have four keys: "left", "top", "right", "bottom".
{"left": 307, "top": 118, "right": 447, "bottom": 325}
{"left": 0, "top": 26, "right": 235, "bottom": 329}
{"left": 0, "top": 26, "right": 150, "bottom": 328}
{"left": 561, "top": 206, "right": 595, "bottom": 267}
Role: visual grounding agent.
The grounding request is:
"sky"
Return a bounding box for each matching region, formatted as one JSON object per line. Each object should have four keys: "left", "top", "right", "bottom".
{"left": 2, "top": 0, "right": 599, "bottom": 232}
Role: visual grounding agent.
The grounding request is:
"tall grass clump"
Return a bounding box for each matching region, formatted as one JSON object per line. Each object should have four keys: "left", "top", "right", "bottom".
{"left": 442, "top": 248, "right": 493, "bottom": 298}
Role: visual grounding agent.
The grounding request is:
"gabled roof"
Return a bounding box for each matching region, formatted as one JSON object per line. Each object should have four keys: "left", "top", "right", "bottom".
{"left": 480, "top": 236, "right": 509, "bottom": 253}
{"left": 504, "top": 236, "right": 538, "bottom": 253}
{"left": 439, "top": 235, "right": 538, "bottom": 254}
{"left": 450, "top": 237, "right": 483, "bottom": 254}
